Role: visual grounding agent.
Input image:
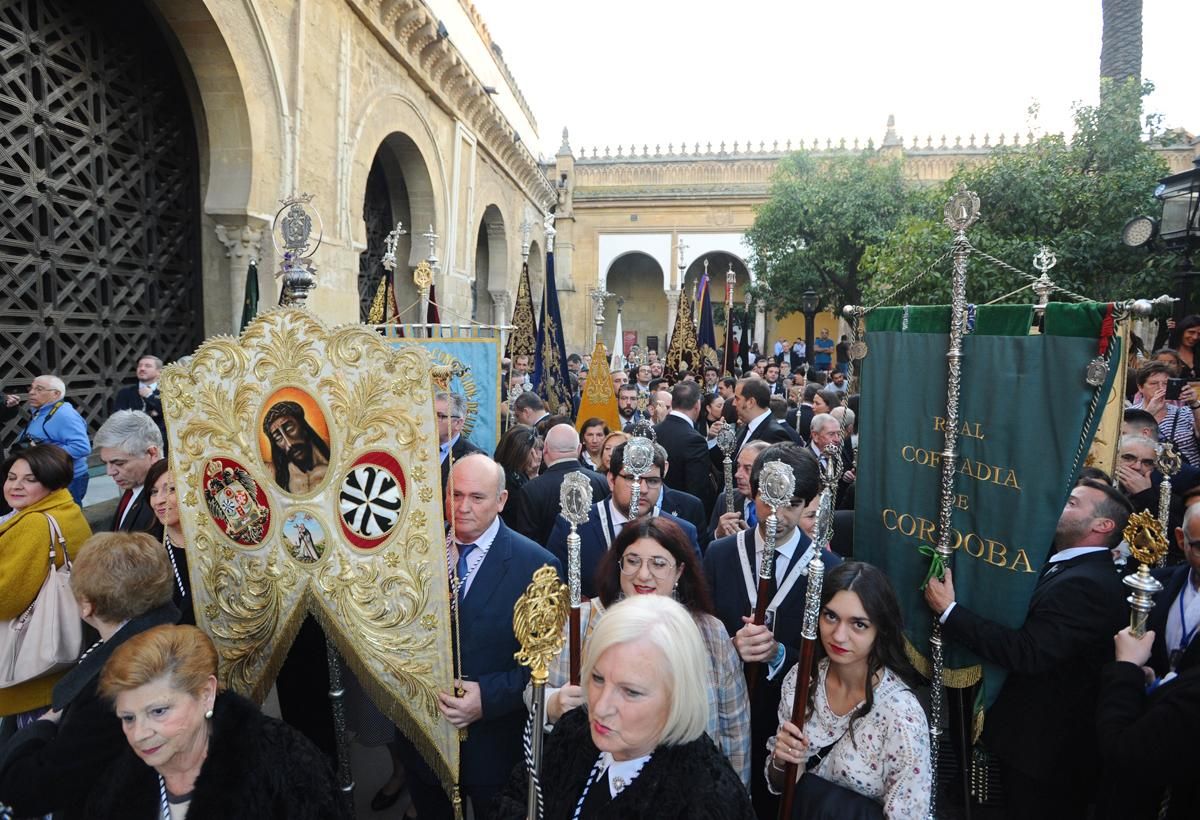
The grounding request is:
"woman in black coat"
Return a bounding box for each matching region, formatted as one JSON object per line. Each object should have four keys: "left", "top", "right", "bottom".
{"left": 86, "top": 625, "right": 348, "bottom": 820}
{"left": 0, "top": 532, "right": 179, "bottom": 819}
{"left": 490, "top": 595, "right": 753, "bottom": 820}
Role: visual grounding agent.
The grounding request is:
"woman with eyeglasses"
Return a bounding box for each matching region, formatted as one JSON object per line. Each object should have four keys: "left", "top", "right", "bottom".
{"left": 536, "top": 515, "right": 751, "bottom": 787}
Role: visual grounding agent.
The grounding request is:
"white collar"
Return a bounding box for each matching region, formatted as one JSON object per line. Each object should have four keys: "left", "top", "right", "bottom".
{"left": 668, "top": 409, "right": 693, "bottom": 425}
{"left": 607, "top": 497, "right": 630, "bottom": 527}
{"left": 139, "top": 381, "right": 158, "bottom": 391}
{"left": 754, "top": 522, "right": 802, "bottom": 561}
{"left": 746, "top": 409, "right": 772, "bottom": 435}
{"left": 601, "top": 751, "right": 651, "bottom": 798}
{"left": 1048, "top": 545, "right": 1109, "bottom": 563}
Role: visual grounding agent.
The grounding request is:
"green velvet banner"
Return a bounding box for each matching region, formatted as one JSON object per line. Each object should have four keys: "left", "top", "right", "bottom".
{"left": 854, "top": 303, "right": 1116, "bottom": 708}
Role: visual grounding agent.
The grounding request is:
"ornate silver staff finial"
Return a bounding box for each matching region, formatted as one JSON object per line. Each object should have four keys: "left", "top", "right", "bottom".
{"left": 758, "top": 461, "right": 796, "bottom": 585}
{"left": 521, "top": 218, "right": 532, "bottom": 261}
{"left": 560, "top": 473, "right": 593, "bottom": 611}
{"left": 678, "top": 239, "right": 689, "bottom": 274}
{"left": 943, "top": 183, "right": 981, "bottom": 233}
{"left": 717, "top": 425, "right": 739, "bottom": 514}
{"left": 423, "top": 224, "right": 439, "bottom": 269}
{"left": 589, "top": 287, "right": 613, "bottom": 331}
{"left": 272, "top": 193, "right": 323, "bottom": 308}
{"left": 1032, "top": 245, "right": 1058, "bottom": 275}
{"left": 623, "top": 437, "right": 656, "bottom": 518}
{"left": 381, "top": 221, "right": 407, "bottom": 273}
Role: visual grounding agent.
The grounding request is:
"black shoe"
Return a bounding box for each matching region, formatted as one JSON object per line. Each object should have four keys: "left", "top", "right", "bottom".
{"left": 370, "top": 781, "right": 405, "bottom": 812}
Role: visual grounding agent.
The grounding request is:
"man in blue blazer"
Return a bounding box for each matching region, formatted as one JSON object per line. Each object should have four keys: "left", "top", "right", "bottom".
{"left": 703, "top": 442, "right": 842, "bottom": 818}
{"left": 546, "top": 440, "right": 700, "bottom": 599}
{"left": 408, "top": 453, "right": 562, "bottom": 819}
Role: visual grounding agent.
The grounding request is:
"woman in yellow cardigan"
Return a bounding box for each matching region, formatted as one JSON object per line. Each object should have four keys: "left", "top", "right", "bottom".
{"left": 0, "top": 444, "right": 93, "bottom": 723}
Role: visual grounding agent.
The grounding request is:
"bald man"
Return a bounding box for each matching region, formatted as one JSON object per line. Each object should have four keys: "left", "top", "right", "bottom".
{"left": 509, "top": 423, "right": 610, "bottom": 545}
{"left": 403, "top": 453, "right": 561, "bottom": 819}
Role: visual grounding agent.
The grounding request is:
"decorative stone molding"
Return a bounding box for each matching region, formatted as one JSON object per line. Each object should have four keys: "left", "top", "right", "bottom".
{"left": 348, "top": 0, "right": 555, "bottom": 211}
{"left": 214, "top": 223, "right": 265, "bottom": 261}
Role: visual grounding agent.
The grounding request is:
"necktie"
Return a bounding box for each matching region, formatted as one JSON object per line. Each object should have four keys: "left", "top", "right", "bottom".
{"left": 456, "top": 543, "right": 477, "bottom": 600}
{"left": 745, "top": 501, "right": 758, "bottom": 529}
{"left": 115, "top": 490, "right": 133, "bottom": 528}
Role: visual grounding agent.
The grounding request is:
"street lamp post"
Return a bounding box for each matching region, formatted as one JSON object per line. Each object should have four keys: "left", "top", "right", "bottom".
{"left": 801, "top": 288, "right": 820, "bottom": 373}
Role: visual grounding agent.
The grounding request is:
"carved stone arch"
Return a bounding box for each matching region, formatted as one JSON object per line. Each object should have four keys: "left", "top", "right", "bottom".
{"left": 603, "top": 252, "right": 668, "bottom": 347}
{"left": 145, "top": 0, "right": 286, "bottom": 333}
{"left": 348, "top": 90, "right": 448, "bottom": 321}
{"left": 473, "top": 204, "right": 508, "bottom": 324}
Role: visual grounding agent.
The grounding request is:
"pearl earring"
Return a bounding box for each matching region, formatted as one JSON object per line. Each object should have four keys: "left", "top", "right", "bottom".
{"left": 205, "top": 708, "right": 214, "bottom": 720}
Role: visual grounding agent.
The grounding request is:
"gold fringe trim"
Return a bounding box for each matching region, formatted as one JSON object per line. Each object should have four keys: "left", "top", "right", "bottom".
{"left": 904, "top": 635, "right": 983, "bottom": 689}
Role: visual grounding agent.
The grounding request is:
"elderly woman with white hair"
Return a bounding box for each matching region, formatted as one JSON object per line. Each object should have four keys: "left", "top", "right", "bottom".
{"left": 492, "top": 595, "right": 755, "bottom": 819}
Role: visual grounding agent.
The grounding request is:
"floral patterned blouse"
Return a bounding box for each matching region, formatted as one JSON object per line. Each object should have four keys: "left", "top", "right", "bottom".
{"left": 766, "top": 658, "right": 931, "bottom": 819}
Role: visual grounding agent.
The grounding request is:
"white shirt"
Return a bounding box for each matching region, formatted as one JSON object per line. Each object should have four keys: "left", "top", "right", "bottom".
{"left": 456, "top": 515, "right": 501, "bottom": 597}
{"left": 1166, "top": 569, "right": 1200, "bottom": 666}
{"left": 607, "top": 498, "right": 630, "bottom": 528}
{"left": 738, "top": 409, "right": 772, "bottom": 454}
{"left": 439, "top": 433, "right": 461, "bottom": 464}
{"left": 668, "top": 409, "right": 694, "bottom": 427}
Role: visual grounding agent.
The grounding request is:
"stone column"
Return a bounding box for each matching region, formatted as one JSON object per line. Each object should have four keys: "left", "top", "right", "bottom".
{"left": 214, "top": 218, "right": 268, "bottom": 335}
{"left": 490, "top": 290, "right": 513, "bottom": 353}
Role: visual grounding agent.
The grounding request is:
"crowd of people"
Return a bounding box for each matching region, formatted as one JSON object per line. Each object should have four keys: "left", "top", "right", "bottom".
{"left": 0, "top": 321, "right": 1197, "bottom": 819}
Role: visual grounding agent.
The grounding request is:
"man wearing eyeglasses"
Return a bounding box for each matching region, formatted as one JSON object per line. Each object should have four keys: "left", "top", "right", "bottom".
{"left": 437, "top": 391, "right": 480, "bottom": 489}
{"left": 1115, "top": 434, "right": 1192, "bottom": 563}
{"left": 9, "top": 375, "right": 91, "bottom": 504}
{"left": 545, "top": 440, "right": 700, "bottom": 599}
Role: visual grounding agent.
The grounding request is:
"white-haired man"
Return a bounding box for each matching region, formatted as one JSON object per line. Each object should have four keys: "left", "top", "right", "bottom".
{"left": 95, "top": 409, "right": 163, "bottom": 531}
{"left": 13, "top": 375, "right": 91, "bottom": 503}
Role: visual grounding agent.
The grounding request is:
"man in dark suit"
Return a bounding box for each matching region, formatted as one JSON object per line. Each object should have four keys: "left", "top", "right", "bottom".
{"left": 509, "top": 423, "right": 609, "bottom": 546}
{"left": 114, "top": 355, "right": 167, "bottom": 446}
{"left": 1146, "top": 504, "right": 1200, "bottom": 679}
{"left": 786, "top": 383, "right": 819, "bottom": 443}
{"left": 732, "top": 378, "right": 797, "bottom": 460}
{"left": 703, "top": 443, "right": 842, "bottom": 818}
{"left": 717, "top": 377, "right": 738, "bottom": 424}
{"left": 808, "top": 412, "right": 855, "bottom": 511}
{"left": 707, "top": 440, "right": 769, "bottom": 542}
{"left": 94, "top": 410, "right": 163, "bottom": 532}
{"left": 925, "top": 478, "right": 1131, "bottom": 819}
{"left": 763, "top": 361, "right": 785, "bottom": 397}
{"left": 437, "top": 391, "right": 481, "bottom": 488}
{"left": 545, "top": 441, "right": 700, "bottom": 599}
{"left": 655, "top": 381, "right": 717, "bottom": 517}
{"left": 406, "top": 453, "right": 561, "bottom": 819}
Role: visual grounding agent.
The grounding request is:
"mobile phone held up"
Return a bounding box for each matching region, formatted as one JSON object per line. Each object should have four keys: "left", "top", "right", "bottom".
{"left": 1166, "top": 378, "right": 1185, "bottom": 401}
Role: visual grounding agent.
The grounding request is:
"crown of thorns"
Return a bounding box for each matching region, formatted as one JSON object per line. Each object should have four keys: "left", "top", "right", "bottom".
{"left": 262, "top": 401, "right": 306, "bottom": 435}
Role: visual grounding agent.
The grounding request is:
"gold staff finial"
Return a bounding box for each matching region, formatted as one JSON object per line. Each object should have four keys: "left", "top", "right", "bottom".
{"left": 1121, "top": 510, "right": 1168, "bottom": 637}
{"left": 513, "top": 565, "right": 570, "bottom": 685}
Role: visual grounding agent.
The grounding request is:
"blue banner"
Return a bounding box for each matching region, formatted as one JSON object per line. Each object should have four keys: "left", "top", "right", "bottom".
{"left": 386, "top": 335, "right": 501, "bottom": 455}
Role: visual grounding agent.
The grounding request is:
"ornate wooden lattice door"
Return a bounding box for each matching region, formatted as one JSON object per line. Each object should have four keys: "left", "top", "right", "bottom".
{"left": 0, "top": 0, "right": 201, "bottom": 442}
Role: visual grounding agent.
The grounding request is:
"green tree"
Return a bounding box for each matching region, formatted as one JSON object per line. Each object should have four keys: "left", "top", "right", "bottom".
{"left": 862, "top": 80, "right": 1172, "bottom": 307}
{"left": 745, "top": 151, "right": 916, "bottom": 315}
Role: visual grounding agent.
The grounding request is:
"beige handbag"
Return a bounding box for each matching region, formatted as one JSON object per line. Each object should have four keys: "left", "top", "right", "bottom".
{"left": 0, "top": 513, "right": 83, "bottom": 687}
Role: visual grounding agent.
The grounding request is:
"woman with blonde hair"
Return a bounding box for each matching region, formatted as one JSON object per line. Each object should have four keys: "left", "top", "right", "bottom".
{"left": 494, "top": 595, "right": 754, "bottom": 819}
{"left": 0, "top": 532, "right": 179, "bottom": 818}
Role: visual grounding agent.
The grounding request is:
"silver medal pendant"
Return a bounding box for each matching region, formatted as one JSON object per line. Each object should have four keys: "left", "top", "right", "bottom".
{"left": 849, "top": 340, "right": 868, "bottom": 360}
{"left": 1085, "top": 357, "right": 1109, "bottom": 387}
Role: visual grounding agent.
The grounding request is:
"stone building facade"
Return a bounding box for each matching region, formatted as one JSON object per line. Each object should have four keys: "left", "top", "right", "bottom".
{"left": 547, "top": 121, "right": 1199, "bottom": 355}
